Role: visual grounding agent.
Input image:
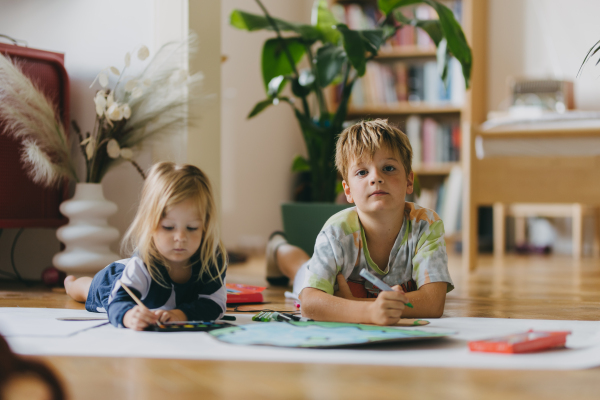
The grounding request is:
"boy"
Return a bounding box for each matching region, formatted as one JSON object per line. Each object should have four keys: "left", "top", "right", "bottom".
{"left": 267, "top": 119, "right": 453, "bottom": 326}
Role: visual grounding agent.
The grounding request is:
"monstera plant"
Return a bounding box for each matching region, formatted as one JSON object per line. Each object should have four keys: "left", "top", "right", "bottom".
{"left": 231, "top": 0, "right": 473, "bottom": 203}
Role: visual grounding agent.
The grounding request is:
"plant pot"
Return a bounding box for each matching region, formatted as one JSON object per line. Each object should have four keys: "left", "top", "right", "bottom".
{"left": 281, "top": 202, "right": 353, "bottom": 256}
{"left": 52, "top": 183, "right": 120, "bottom": 276}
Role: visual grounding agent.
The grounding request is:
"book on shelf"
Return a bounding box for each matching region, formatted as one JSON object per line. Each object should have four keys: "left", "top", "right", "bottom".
{"left": 347, "top": 58, "right": 465, "bottom": 108}
{"left": 405, "top": 115, "right": 461, "bottom": 169}
{"left": 415, "top": 165, "right": 462, "bottom": 236}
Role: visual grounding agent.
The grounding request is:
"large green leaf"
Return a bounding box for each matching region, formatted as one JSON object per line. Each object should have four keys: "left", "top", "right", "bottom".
{"left": 312, "top": 0, "right": 341, "bottom": 44}
{"left": 247, "top": 97, "right": 291, "bottom": 119}
{"left": 415, "top": 19, "right": 443, "bottom": 46}
{"left": 360, "top": 30, "right": 386, "bottom": 54}
{"left": 392, "top": 8, "right": 442, "bottom": 46}
{"left": 247, "top": 99, "right": 274, "bottom": 119}
{"left": 436, "top": 38, "right": 449, "bottom": 83}
{"left": 337, "top": 24, "right": 367, "bottom": 76}
{"left": 291, "top": 154, "right": 311, "bottom": 172}
{"left": 292, "top": 75, "right": 313, "bottom": 97}
{"left": 262, "top": 38, "right": 306, "bottom": 94}
{"left": 382, "top": 0, "right": 472, "bottom": 88}
{"left": 267, "top": 75, "right": 287, "bottom": 97}
{"left": 315, "top": 44, "right": 347, "bottom": 87}
{"left": 578, "top": 39, "right": 600, "bottom": 77}
{"left": 230, "top": 9, "right": 321, "bottom": 41}
{"left": 378, "top": 0, "right": 423, "bottom": 15}
{"left": 423, "top": 0, "right": 472, "bottom": 87}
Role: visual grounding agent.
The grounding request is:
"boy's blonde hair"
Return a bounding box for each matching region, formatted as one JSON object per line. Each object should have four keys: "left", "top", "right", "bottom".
{"left": 122, "top": 162, "right": 226, "bottom": 287}
{"left": 335, "top": 119, "right": 412, "bottom": 181}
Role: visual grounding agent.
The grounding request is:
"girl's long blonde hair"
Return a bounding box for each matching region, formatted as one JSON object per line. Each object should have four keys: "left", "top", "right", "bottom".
{"left": 122, "top": 162, "right": 226, "bottom": 287}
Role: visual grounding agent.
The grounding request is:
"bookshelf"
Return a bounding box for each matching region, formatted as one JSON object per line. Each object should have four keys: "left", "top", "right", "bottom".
{"left": 347, "top": 103, "right": 462, "bottom": 116}
{"left": 332, "top": 0, "right": 471, "bottom": 236}
{"left": 375, "top": 47, "right": 437, "bottom": 59}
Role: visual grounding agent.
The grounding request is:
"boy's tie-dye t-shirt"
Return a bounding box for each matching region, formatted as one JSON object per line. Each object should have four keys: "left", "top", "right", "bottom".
{"left": 298, "top": 202, "right": 453, "bottom": 298}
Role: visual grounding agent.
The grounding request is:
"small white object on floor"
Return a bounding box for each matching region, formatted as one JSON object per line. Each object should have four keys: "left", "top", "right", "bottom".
{"left": 284, "top": 291, "right": 298, "bottom": 300}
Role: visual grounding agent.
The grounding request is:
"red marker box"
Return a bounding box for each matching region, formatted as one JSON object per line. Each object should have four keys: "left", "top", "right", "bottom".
{"left": 468, "top": 330, "right": 571, "bottom": 354}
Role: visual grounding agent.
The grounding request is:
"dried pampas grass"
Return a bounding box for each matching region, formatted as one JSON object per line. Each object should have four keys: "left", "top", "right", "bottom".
{"left": 0, "top": 53, "right": 77, "bottom": 187}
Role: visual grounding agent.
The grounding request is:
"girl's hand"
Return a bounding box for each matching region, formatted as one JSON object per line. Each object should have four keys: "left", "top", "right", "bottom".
{"left": 154, "top": 309, "right": 188, "bottom": 323}
{"left": 367, "top": 285, "right": 407, "bottom": 326}
{"left": 334, "top": 274, "right": 356, "bottom": 300}
{"left": 123, "top": 306, "right": 158, "bottom": 331}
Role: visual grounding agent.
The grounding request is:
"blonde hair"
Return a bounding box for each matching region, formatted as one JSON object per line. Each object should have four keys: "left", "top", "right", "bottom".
{"left": 122, "top": 162, "right": 226, "bottom": 287}
{"left": 335, "top": 119, "right": 412, "bottom": 181}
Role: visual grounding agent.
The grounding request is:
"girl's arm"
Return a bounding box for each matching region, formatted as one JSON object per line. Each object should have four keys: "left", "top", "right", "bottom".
{"left": 177, "top": 257, "right": 227, "bottom": 321}
{"left": 106, "top": 258, "right": 154, "bottom": 328}
{"left": 154, "top": 309, "right": 187, "bottom": 323}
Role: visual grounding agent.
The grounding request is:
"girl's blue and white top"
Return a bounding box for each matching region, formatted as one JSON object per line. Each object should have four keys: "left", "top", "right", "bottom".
{"left": 85, "top": 254, "right": 227, "bottom": 328}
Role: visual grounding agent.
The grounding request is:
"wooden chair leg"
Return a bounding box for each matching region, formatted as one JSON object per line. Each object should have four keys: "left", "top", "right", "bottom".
{"left": 493, "top": 203, "right": 505, "bottom": 258}
{"left": 594, "top": 207, "right": 600, "bottom": 258}
{"left": 515, "top": 216, "right": 527, "bottom": 247}
{"left": 572, "top": 204, "right": 583, "bottom": 259}
{"left": 463, "top": 202, "right": 479, "bottom": 272}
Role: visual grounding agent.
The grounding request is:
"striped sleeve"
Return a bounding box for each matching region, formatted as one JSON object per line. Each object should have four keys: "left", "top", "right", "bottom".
{"left": 106, "top": 257, "right": 152, "bottom": 328}
{"left": 178, "top": 255, "right": 227, "bottom": 321}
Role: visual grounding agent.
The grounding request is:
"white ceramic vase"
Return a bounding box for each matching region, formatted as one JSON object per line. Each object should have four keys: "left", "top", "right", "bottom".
{"left": 53, "top": 183, "right": 120, "bottom": 276}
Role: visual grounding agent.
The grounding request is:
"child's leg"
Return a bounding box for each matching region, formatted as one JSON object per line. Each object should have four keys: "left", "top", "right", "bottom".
{"left": 266, "top": 232, "right": 310, "bottom": 285}
{"left": 276, "top": 243, "right": 309, "bottom": 279}
{"left": 64, "top": 276, "right": 93, "bottom": 303}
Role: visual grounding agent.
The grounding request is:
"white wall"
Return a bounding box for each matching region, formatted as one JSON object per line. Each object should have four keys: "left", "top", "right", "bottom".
{"left": 488, "top": 0, "right": 600, "bottom": 112}
{"left": 220, "top": 0, "right": 312, "bottom": 252}
{"left": 0, "top": 0, "right": 188, "bottom": 279}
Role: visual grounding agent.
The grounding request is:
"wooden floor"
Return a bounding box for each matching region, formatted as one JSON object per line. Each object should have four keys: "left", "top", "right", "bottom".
{"left": 2, "top": 253, "right": 600, "bottom": 399}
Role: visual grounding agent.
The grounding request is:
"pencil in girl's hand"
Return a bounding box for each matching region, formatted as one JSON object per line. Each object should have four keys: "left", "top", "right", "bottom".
{"left": 117, "top": 279, "right": 148, "bottom": 310}
{"left": 359, "top": 269, "right": 414, "bottom": 308}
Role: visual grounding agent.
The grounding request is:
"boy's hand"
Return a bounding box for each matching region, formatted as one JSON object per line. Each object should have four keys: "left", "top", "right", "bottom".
{"left": 154, "top": 309, "right": 187, "bottom": 323}
{"left": 367, "top": 285, "right": 407, "bottom": 326}
{"left": 334, "top": 274, "right": 356, "bottom": 300}
{"left": 123, "top": 306, "right": 158, "bottom": 331}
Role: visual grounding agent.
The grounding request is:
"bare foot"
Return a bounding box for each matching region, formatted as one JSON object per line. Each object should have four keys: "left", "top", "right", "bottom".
{"left": 63, "top": 276, "right": 93, "bottom": 303}
{"left": 63, "top": 275, "right": 76, "bottom": 297}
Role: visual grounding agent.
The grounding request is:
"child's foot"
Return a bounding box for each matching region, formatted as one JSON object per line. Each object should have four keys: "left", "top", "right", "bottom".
{"left": 63, "top": 275, "right": 77, "bottom": 297}
{"left": 266, "top": 232, "right": 289, "bottom": 286}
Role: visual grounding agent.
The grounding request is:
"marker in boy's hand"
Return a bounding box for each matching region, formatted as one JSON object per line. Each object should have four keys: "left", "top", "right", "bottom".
{"left": 336, "top": 273, "right": 408, "bottom": 326}
{"left": 367, "top": 286, "right": 408, "bottom": 326}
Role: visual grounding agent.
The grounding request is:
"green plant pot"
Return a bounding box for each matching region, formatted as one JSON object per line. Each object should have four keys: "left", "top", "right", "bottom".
{"left": 281, "top": 202, "right": 353, "bottom": 256}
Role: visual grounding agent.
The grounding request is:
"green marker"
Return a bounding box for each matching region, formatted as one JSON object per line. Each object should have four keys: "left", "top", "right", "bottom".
{"left": 359, "top": 269, "right": 414, "bottom": 308}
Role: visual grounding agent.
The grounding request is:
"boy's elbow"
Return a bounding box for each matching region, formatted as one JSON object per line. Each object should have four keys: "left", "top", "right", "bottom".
{"left": 430, "top": 306, "right": 444, "bottom": 318}
{"left": 298, "top": 288, "right": 321, "bottom": 319}
{"left": 429, "top": 296, "right": 446, "bottom": 318}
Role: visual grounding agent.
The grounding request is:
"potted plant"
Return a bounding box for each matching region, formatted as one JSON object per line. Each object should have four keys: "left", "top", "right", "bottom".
{"left": 0, "top": 41, "right": 201, "bottom": 275}
{"left": 231, "top": 0, "right": 472, "bottom": 254}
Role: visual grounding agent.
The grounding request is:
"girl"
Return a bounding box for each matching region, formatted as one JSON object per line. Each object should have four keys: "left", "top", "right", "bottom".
{"left": 64, "top": 162, "right": 227, "bottom": 331}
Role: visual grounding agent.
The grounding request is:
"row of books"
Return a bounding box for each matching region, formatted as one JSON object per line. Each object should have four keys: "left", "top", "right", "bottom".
{"left": 415, "top": 165, "right": 462, "bottom": 236}
{"left": 331, "top": 1, "right": 462, "bottom": 51}
{"left": 405, "top": 115, "right": 461, "bottom": 166}
{"left": 348, "top": 58, "right": 465, "bottom": 107}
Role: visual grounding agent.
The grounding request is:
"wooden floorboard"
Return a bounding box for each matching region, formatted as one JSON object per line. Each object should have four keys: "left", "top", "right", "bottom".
{"left": 2, "top": 253, "right": 600, "bottom": 399}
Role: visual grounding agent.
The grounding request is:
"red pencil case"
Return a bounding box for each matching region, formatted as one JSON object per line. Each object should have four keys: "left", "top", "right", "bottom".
{"left": 468, "top": 330, "right": 571, "bottom": 354}
{"left": 226, "top": 283, "right": 265, "bottom": 304}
